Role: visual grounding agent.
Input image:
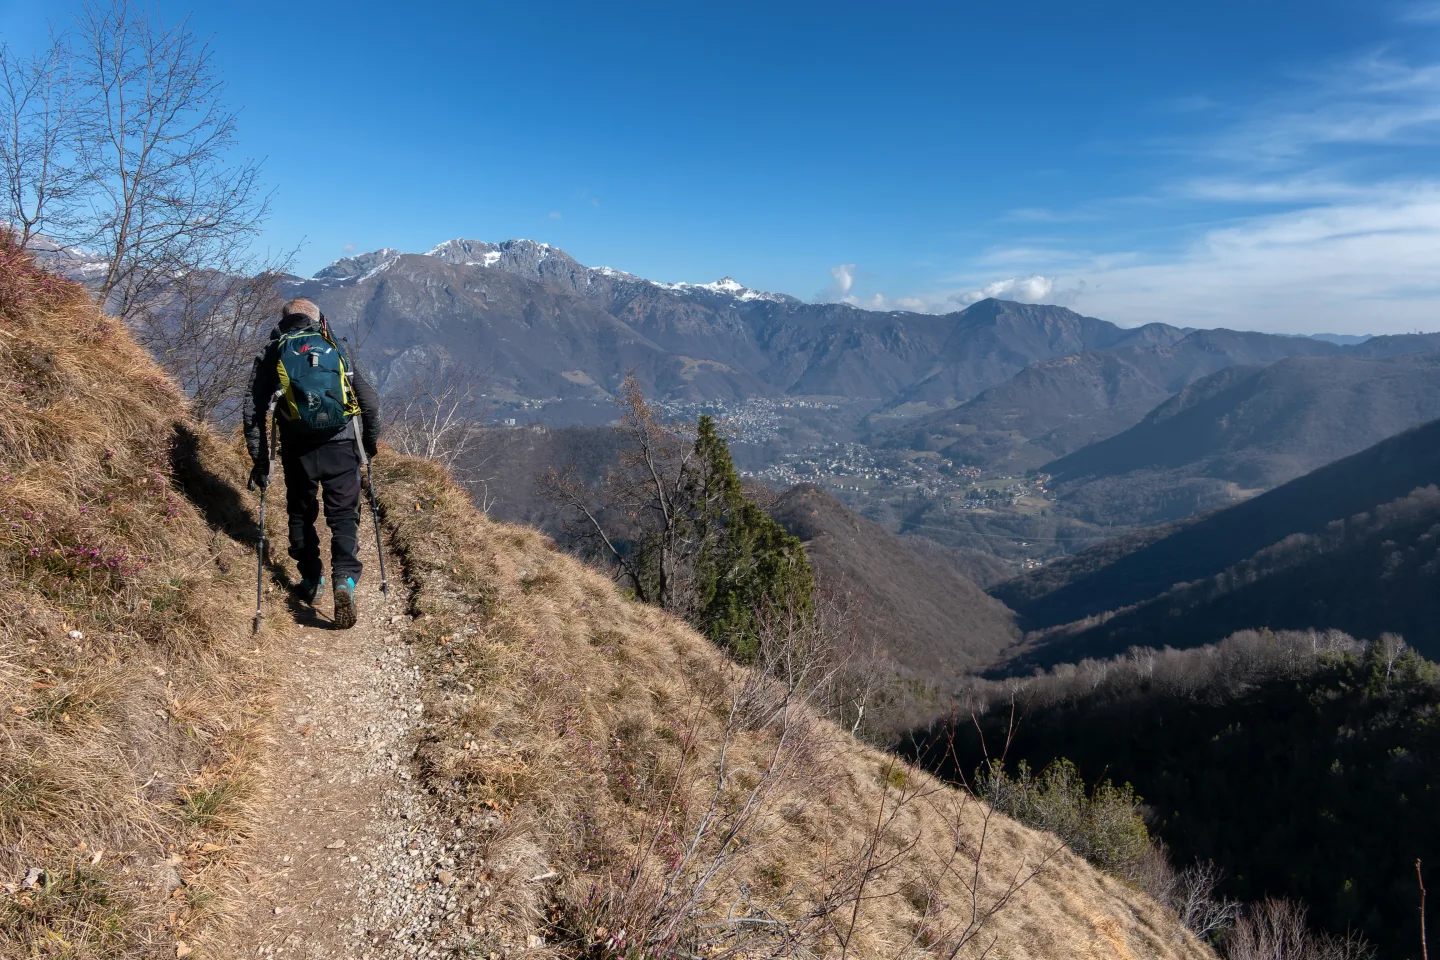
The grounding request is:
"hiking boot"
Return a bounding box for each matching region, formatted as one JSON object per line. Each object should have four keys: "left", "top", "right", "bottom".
{"left": 296, "top": 575, "right": 325, "bottom": 606}
{"left": 333, "top": 576, "right": 357, "bottom": 630}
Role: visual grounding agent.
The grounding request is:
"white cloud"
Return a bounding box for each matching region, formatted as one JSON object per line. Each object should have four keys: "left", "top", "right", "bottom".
{"left": 816, "top": 263, "right": 856, "bottom": 302}
{"left": 952, "top": 275, "right": 1055, "bottom": 306}
{"left": 548, "top": 210, "right": 563, "bottom": 220}
{"left": 846, "top": 292, "right": 931, "bottom": 312}
{"left": 1072, "top": 186, "right": 1440, "bottom": 332}
{"left": 343, "top": 243, "right": 356, "bottom": 253}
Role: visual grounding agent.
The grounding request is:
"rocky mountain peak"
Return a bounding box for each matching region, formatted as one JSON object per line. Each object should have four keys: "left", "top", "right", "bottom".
{"left": 313, "top": 247, "right": 401, "bottom": 281}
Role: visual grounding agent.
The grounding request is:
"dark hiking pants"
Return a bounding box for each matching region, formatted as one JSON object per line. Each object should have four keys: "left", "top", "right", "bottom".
{"left": 281, "top": 432, "right": 363, "bottom": 586}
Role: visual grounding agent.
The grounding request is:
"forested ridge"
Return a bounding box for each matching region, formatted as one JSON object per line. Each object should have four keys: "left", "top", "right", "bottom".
{"left": 908, "top": 629, "right": 1440, "bottom": 957}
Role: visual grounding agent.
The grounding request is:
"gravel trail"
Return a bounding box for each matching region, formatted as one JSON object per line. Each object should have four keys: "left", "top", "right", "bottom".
{"left": 220, "top": 532, "right": 480, "bottom": 959}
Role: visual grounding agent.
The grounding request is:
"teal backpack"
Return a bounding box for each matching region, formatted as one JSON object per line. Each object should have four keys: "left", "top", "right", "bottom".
{"left": 273, "top": 329, "right": 360, "bottom": 432}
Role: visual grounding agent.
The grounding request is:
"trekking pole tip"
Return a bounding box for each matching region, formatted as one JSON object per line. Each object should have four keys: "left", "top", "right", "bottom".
{"left": 252, "top": 613, "right": 263, "bottom": 635}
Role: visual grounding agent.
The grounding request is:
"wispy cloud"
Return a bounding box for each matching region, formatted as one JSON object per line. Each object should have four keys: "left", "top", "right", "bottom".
{"left": 1399, "top": 1, "right": 1440, "bottom": 22}
{"left": 1002, "top": 207, "right": 1100, "bottom": 223}
{"left": 894, "top": 46, "right": 1440, "bottom": 333}
{"left": 1078, "top": 187, "right": 1440, "bottom": 329}
{"left": 549, "top": 210, "right": 563, "bottom": 220}
{"left": 1197, "top": 54, "right": 1440, "bottom": 163}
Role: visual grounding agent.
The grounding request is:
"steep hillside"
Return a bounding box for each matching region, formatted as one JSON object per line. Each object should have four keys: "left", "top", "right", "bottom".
{"left": 0, "top": 240, "right": 296, "bottom": 955}
{"left": 993, "top": 417, "right": 1440, "bottom": 668}
{"left": 368, "top": 457, "right": 1211, "bottom": 958}
{"left": 884, "top": 329, "right": 1346, "bottom": 473}
{"left": 1, "top": 246, "right": 1209, "bottom": 956}
{"left": 767, "top": 485, "right": 1022, "bottom": 737}
{"left": 1048, "top": 352, "right": 1440, "bottom": 525}
{"left": 1016, "top": 484, "right": 1440, "bottom": 668}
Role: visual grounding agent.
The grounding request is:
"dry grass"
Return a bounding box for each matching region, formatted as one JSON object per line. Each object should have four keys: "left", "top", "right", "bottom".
{"left": 376, "top": 454, "right": 1217, "bottom": 959}
{"left": 0, "top": 241, "right": 293, "bottom": 957}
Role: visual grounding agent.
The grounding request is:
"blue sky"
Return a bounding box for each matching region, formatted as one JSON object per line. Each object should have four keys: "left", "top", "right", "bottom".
{"left": 4, "top": 0, "right": 1439, "bottom": 333}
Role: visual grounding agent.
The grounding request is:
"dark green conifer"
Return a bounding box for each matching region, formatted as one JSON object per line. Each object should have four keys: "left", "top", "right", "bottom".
{"left": 687, "top": 415, "right": 814, "bottom": 660}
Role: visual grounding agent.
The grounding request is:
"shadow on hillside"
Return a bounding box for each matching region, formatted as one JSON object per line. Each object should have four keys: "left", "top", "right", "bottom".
{"left": 169, "top": 421, "right": 340, "bottom": 630}
{"left": 169, "top": 422, "right": 256, "bottom": 542}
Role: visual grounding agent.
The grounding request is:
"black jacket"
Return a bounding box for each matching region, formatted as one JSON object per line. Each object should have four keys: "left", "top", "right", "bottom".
{"left": 244, "top": 320, "right": 381, "bottom": 464}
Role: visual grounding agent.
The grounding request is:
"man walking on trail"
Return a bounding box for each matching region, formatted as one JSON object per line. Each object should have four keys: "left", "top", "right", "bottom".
{"left": 244, "top": 298, "right": 381, "bottom": 629}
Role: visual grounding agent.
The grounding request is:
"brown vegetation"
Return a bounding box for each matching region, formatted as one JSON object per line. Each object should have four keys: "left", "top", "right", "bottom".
{"left": 0, "top": 238, "right": 296, "bottom": 956}
{"left": 374, "top": 451, "right": 1214, "bottom": 957}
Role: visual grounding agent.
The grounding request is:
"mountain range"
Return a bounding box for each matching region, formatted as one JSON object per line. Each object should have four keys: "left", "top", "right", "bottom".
{"left": 878, "top": 329, "right": 1440, "bottom": 475}
{"left": 1045, "top": 351, "right": 1440, "bottom": 525}
{"left": 285, "top": 239, "right": 1377, "bottom": 422}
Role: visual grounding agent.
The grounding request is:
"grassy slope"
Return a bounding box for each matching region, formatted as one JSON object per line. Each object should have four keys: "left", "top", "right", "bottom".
{"left": 374, "top": 456, "right": 1211, "bottom": 958}
{"left": 0, "top": 247, "right": 1209, "bottom": 958}
{"left": 0, "top": 245, "right": 297, "bottom": 955}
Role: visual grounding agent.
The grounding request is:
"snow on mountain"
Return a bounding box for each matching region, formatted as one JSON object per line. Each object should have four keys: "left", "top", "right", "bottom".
{"left": 25, "top": 235, "right": 109, "bottom": 282}
{"left": 319, "top": 237, "right": 794, "bottom": 305}
{"left": 661, "top": 276, "right": 787, "bottom": 302}
{"left": 314, "top": 247, "right": 402, "bottom": 281}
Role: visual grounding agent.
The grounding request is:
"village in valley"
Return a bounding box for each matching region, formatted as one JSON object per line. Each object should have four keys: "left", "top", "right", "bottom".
{"left": 649, "top": 397, "right": 1056, "bottom": 513}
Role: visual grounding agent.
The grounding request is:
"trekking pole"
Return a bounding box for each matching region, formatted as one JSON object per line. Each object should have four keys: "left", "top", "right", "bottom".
{"left": 249, "top": 393, "right": 281, "bottom": 633}
{"left": 355, "top": 415, "right": 390, "bottom": 597}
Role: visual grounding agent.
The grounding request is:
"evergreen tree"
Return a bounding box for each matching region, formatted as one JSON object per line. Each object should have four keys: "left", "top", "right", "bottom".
{"left": 687, "top": 415, "right": 814, "bottom": 660}
{"left": 544, "top": 391, "right": 813, "bottom": 662}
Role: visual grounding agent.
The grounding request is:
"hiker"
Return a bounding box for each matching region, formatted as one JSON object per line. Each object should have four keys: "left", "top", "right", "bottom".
{"left": 244, "top": 298, "right": 381, "bottom": 628}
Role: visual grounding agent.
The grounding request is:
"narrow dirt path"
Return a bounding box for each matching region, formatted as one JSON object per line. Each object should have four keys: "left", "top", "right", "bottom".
{"left": 217, "top": 518, "right": 473, "bottom": 959}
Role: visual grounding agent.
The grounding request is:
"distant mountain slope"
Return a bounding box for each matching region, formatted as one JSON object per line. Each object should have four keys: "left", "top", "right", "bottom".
{"left": 992, "top": 417, "right": 1440, "bottom": 666}
{"left": 767, "top": 485, "right": 1021, "bottom": 735}
{"left": 286, "top": 239, "right": 1195, "bottom": 411}
{"left": 873, "top": 302, "right": 1186, "bottom": 412}
{"left": 1048, "top": 351, "right": 1440, "bottom": 525}
{"left": 882, "top": 329, "right": 1345, "bottom": 471}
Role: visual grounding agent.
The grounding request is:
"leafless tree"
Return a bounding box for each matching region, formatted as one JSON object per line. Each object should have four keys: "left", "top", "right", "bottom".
{"left": 384, "top": 355, "right": 490, "bottom": 470}
{"left": 72, "top": 0, "right": 269, "bottom": 321}
{"left": 2, "top": 3, "right": 274, "bottom": 420}
{"left": 1420, "top": 859, "right": 1430, "bottom": 960}
{"left": 127, "top": 256, "right": 289, "bottom": 424}
{"left": 0, "top": 32, "right": 84, "bottom": 248}
{"left": 1376, "top": 633, "right": 1407, "bottom": 689}
{"left": 540, "top": 374, "right": 707, "bottom": 612}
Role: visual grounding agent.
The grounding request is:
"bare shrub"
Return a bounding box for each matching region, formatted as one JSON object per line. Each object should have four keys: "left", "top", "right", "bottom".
{"left": 383, "top": 354, "right": 491, "bottom": 469}
{"left": 1136, "top": 855, "right": 1240, "bottom": 944}
{"left": 127, "top": 258, "right": 290, "bottom": 424}
{"left": 1226, "top": 898, "right": 1375, "bottom": 960}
